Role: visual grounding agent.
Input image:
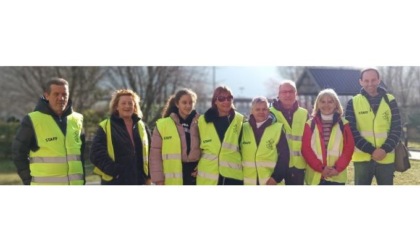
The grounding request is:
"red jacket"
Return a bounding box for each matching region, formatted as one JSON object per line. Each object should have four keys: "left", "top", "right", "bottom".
{"left": 301, "top": 114, "right": 355, "bottom": 173}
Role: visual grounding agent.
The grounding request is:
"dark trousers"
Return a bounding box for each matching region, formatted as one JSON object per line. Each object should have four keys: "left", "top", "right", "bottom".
{"left": 319, "top": 179, "right": 345, "bottom": 185}
{"left": 285, "top": 167, "right": 305, "bottom": 185}
{"left": 218, "top": 175, "right": 243, "bottom": 185}
{"left": 354, "top": 161, "right": 395, "bottom": 185}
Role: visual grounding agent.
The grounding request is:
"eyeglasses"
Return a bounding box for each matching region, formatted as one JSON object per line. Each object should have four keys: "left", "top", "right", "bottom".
{"left": 216, "top": 95, "right": 233, "bottom": 102}
{"left": 279, "top": 90, "right": 296, "bottom": 95}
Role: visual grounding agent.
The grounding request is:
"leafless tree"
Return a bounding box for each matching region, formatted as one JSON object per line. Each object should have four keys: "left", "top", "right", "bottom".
{"left": 105, "top": 66, "right": 209, "bottom": 126}
{"left": 277, "top": 66, "right": 306, "bottom": 82}
{"left": 0, "top": 66, "right": 108, "bottom": 118}
{"left": 378, "top": 66, "right": 420, "bottom": 122}
{"left": 378, "top": 66, "right": 420, "bottom": 106}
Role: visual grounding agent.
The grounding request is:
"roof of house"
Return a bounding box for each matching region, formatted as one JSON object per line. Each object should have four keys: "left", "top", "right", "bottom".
{"left": 296, "top": 67, "right": 386, "bottom": 95}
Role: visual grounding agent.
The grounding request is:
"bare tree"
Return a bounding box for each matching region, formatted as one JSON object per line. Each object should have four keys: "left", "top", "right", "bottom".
{"left": 378, "top": 66, "right": 420, "bottom": 122}
{"left": 277, "top": 66, "right": 306, "bottom": 82}
{"left": 105, "top": 66, "right": 209, "bottom": 126}
{"left": 379, "top": 66, "right": 420, "bottom": 106}
{"left": 0, "top": 66, "right": 108, "bottom": 118}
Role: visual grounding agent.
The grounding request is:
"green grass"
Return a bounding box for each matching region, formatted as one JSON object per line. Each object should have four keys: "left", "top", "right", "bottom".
{"left": 0, "top": 160, "right": 101, "bottom": 185}
{"left": 1, "top": 158, "right": 419, "bottom": 185}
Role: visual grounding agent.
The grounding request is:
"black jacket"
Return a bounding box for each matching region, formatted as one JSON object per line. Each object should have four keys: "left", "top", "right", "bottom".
{"left": 12, "top": 97, "right": 85, "bottom": 185}
{"left": 90, "top": 114, "right": 151, "bottom": 185}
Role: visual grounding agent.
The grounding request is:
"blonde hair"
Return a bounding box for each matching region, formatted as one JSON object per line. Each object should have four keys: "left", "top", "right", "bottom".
{"left": 312, "top": 89, "right": 343, "bottom": 117}
{"left": 109, "top": 89, "right": 142, "bottom": 117}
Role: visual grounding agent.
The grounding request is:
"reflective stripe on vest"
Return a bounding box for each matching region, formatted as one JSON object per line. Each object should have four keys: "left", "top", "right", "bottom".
{"left": 93, "top": 118, "right": 149, "bottom": 181}
{"left": 197, "top": 112, "right": 244, "bottom": 185}
{"left": 270, "top": 107, "right": 307, "bottom": 169}
{"left": 156, "top": 118, "right": 183, "bottom": 185}
{"left": 32, "top": 173, "right": 84, "bottom": 183}
{"left": 28, "top": 111, "right": 84, "bottom": 185}
{"left": 304, "top": 118, "right": 347, "bottom": 185}
{"left": 30, "top": 155, "right": 81, "bottom": 163}
{"left": 352, "top": 94, "right": 395, "bottom": 164}
{"left": 241, "top": 122, "right": 282, "bottom": 185}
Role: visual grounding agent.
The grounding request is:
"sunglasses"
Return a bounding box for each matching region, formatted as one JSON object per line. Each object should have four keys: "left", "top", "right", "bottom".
{"left": 216, "top": 95, "right": 233, "bottom": 102}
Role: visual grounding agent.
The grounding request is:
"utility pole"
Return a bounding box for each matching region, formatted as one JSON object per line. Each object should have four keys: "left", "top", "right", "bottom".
{"left": 212, "top": 66, "right": 216, "bottom": 90}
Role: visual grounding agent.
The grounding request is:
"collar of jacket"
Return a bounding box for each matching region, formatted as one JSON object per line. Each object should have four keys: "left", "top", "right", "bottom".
{"left": 203, "top": 107, "right": 235, "bottom": 123}
{"left": 272, "top": 99, "right": 299, "bottom": 114}
{"left": 111, "top": 113, "right": 141, "bottom": 125}
{"left": 314, "top": 111, "right": 341, "bottom": 126}
{"left": 360, "top": 86, "right": 388, "bottom": 98}
{"left": 169, "top": 110, "right": 197, "bottom": 125}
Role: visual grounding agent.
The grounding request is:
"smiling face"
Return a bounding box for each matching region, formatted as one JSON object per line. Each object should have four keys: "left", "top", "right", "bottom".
{"left": 176, "top": 94, "right": 194, "bottom": 119}
{"left": 318, "top": 95, "right": 337, "bottom": 116}
{"left": 251, "top": 101, "right": 270, "bottom": 123}
{"left": 215, "top": 92, "right": 233, "bottom": 117}
{"left": 44, "top": 84, "right": 69, "bottom": 116}
{"left": 360, "top": 69, "right": 380, "bottom": 97}
{"left": 116, "top": 95, "right": 135, "bottom": 120}
{"left": 278, "top": 83, "right": 297, "bottom": 109}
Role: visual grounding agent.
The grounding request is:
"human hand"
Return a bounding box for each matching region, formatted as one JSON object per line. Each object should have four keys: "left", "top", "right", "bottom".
{"left": 191, "top": 167, "right": 198, "bottom": 178}
{"left": 266, "top": 177, "right": 277, "bottom": 185}
{"left": 322, "top": 166, "right": 334, "bottom": 178}
{"left": 155, "top": 181, "right": 165, "bottom": 185}
{"left": 372, "top": 148, "right": 386, "bottom": 161}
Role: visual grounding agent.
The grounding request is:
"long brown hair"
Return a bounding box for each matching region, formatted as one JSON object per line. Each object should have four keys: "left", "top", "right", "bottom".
{"left": 161, "top": 88, "right": 197, "bottom": 118}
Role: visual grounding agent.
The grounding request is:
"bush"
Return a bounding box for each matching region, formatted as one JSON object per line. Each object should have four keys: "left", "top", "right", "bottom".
{"left": 0, "top": 122, "right": 20, "bottom": 159}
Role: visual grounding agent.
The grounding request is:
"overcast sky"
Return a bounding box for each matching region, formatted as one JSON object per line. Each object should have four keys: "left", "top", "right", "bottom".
{"left": 210, "top": 66, "right": 281, "bottom": 98}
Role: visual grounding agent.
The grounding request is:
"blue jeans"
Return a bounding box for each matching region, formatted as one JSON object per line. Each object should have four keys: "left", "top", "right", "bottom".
{"left": 353, "top": 161, "right": 395, "bottom": 185}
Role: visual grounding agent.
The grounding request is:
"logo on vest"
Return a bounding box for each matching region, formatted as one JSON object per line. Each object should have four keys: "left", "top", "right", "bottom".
{"left": 45, "top": 136, "right": 58, "bottom": 142}
{"left": 242, "top": 141, "right": 251, "bottom": 145}
{"left": 74, "top": 131, "right": 80, "bottom": 143}
{"left": 232, "top": 124, "right": 238, "bottom": 134}
{"left": 164, "top": 136, "right": 172, "bottom": 140}
{"left": 382, "top": 110, "right": 390, "bottom": 121}
{"left": 265, "top": 139, "right": 274, "bottom": 150}
{"left": 203, "top": 139, "right": 212, "bottom": 143}
{"left": 358, "top": 111, "right": 368, "bottom": 115}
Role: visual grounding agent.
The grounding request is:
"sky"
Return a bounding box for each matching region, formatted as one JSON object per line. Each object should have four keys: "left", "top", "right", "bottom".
{"left": 212, "top": 66, "right": 280, "bottom": 98}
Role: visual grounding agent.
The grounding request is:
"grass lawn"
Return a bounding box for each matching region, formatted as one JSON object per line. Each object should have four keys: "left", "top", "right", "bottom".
{"left": 0, "top": 160, "right": 101, "bottom": 185}
{"left": 1, "top": 158, "right": 419, "bottom": 185}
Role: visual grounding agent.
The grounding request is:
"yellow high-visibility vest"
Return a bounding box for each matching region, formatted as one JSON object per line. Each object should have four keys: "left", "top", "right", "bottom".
{"left": 241, "top": 122, "right": 282, "bottom": 185}
{"left": 155, "top": 117, "right": 183, "bottom": 185}
{"left": 352, "top": 94, "right": 395, "bottom": 164}
{"left": 305, "top": 118, "right": 348, "bottom": 185}
{"left": 270, "top": 107, "right": 308, "bottom": 169}
{"left": 93, "top": 118, "right": 149, "bottom": 181}
{"left": 197, "top": 112, "right": 244, "bottom": 185}
{"left": 29, "top": 111, "right": 84, "bottom": 185}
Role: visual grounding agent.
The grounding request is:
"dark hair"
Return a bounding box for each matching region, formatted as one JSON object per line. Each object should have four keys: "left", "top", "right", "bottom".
{"left": 44, "top": 77, "right": 69, "bottom": 94}
{"left": 360, "top": 67, "right": 380, "bottom": 80}
{"left": 211, "top": 85, "right": 235, "bottom": 109}
{"left": 161, "top": 88, "right": 197, "bottom": 118}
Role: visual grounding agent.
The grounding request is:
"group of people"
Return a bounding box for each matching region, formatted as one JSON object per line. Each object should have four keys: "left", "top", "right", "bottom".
{"left": 11, "top": 67, "right": 403, "bottom": 186}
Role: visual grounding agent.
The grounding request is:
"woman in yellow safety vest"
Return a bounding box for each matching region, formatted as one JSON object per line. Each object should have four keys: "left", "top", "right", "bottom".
{"left": 90, "top": 89, "right": 151, "bottom": 185}
{"left": 240, "top": 96, "right": 290, "bottom": 185}
{"left": 196, "top": 85, "right": 245, "bottom": 185}
{"left": 149, "top": 88, "right": 201, "bottom": 185}
{"left": 302, "top": 89, "right": 355, "bottom": 185}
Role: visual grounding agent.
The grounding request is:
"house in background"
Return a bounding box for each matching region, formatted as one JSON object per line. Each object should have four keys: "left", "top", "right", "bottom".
{"left": 295, "top": 66, "right": 386, "bottom": 114}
